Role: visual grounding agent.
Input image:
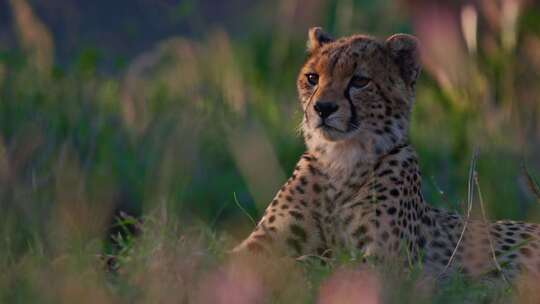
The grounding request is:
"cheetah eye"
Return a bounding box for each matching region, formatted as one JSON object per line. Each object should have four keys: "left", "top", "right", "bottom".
{"left": 305, "top": 73, "right": 319, "bottom": 86}
{"left": 349, "top": 75, "right": 371, "bottom": 89}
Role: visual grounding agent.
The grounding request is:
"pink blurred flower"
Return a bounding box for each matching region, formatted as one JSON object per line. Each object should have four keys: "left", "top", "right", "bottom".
{"left": 195, "top": 262, "right": 266, "bottom": 304}
{"left": 318, "top": 268, "right": 381, "bottom": 304}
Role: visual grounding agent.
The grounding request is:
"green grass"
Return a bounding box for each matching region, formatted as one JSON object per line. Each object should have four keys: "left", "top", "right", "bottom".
{"left": 1, "top": 0, "right": 540, "bottom": 302}
{"left": 1, "top": 211, "right": 520, "bottom": 303}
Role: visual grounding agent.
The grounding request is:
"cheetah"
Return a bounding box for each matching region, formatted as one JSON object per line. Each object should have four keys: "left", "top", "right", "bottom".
{"left": 234, "top": 27, "right": 540, "bottom": 280}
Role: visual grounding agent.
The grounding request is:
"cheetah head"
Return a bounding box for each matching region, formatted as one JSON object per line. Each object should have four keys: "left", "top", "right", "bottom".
{"left": 298, "top": 27, "right": 420, "bottom": 165}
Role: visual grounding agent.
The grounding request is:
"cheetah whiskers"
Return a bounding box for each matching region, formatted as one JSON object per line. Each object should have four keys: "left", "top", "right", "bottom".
{"left": 296, "top": 120, "right": 305, "bottom": 137}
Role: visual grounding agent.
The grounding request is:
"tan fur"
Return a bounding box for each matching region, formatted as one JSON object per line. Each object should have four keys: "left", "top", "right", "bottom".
{"left": 234, "top": 29, "right": 540, "bottom": 280}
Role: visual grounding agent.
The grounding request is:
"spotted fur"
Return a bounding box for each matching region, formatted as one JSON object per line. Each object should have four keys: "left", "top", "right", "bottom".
{"left": 234, "top": 28, "right": 540, "bottom": 280}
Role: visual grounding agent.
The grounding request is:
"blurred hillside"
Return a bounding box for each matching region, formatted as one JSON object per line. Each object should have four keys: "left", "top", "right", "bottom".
{"left": 1, "top": 0, "right": 540, "bottom": 302}
{"left": 0, "top": 0, "right": 265, "bottom": 67}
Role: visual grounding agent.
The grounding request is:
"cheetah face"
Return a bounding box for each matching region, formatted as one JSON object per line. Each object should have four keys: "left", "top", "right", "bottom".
{"left": 297, "top": 27, "right": 421, "bottom": 159}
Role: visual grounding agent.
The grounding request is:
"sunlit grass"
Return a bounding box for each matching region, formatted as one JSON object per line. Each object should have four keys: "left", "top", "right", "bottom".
{"left": 1, "top": 0, "right": 540, "bottom": 302}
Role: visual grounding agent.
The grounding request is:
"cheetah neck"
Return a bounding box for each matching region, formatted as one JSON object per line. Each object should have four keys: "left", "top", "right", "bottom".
{"left": 306, "top": 129, "right": 411, "bottom": 181}
{"left": 308, "top": 140, "right": 377, "bottom": 180}
{"left": 311, "top": 140, "right": 414, "bottom": 182}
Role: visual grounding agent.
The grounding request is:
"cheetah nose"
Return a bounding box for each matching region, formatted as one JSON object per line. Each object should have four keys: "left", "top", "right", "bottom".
{"left": 314, "top": 101, "right": 338, "bottom": 119}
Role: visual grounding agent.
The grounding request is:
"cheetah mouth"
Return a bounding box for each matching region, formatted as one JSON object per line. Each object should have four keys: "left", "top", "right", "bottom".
{"left": 316, "top": 121, "right": 359, "bottom": 134}
{"left": 313, "top": 119, "right": 363, "bottom": 142}
{"left": 316, "top": 122, "right": 351, "bottom": 141}
{"left": 317, "top": 123, "right": 344, "bottom": 133}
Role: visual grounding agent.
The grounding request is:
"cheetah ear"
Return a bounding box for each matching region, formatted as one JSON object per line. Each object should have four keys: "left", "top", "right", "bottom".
{"left": 307, "top": 27, "right": 334, "bottom": 53}
{"left": 385, "top": 34, "right": 421, "bottom": 87}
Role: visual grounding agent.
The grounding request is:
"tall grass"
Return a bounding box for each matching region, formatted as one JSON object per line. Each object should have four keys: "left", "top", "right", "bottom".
{"left": 1, "top": 0, "right": 540, "bottom": 302}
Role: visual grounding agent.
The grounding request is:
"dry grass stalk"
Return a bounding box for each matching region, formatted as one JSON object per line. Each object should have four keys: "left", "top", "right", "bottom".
{"left": 438, "top": 148, "right": 479, "bottom": 278}
{"left": 429, "top": 176, "right": 454, "bottom": 208}
{"left": 474, "top": 171, "right": 509, "bottom": 285}
{"left": 521, "top": 161, "right": 540, "bottom": 203}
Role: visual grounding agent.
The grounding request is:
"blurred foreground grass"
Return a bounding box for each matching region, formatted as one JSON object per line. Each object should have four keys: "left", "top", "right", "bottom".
{"left": 1, "top": 0, "right": 540, "bottom": 302}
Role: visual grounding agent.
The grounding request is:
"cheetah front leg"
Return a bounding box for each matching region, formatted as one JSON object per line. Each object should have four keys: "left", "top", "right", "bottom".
{"left": 233, "top": 154, "right": 330, "bottom": 257}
